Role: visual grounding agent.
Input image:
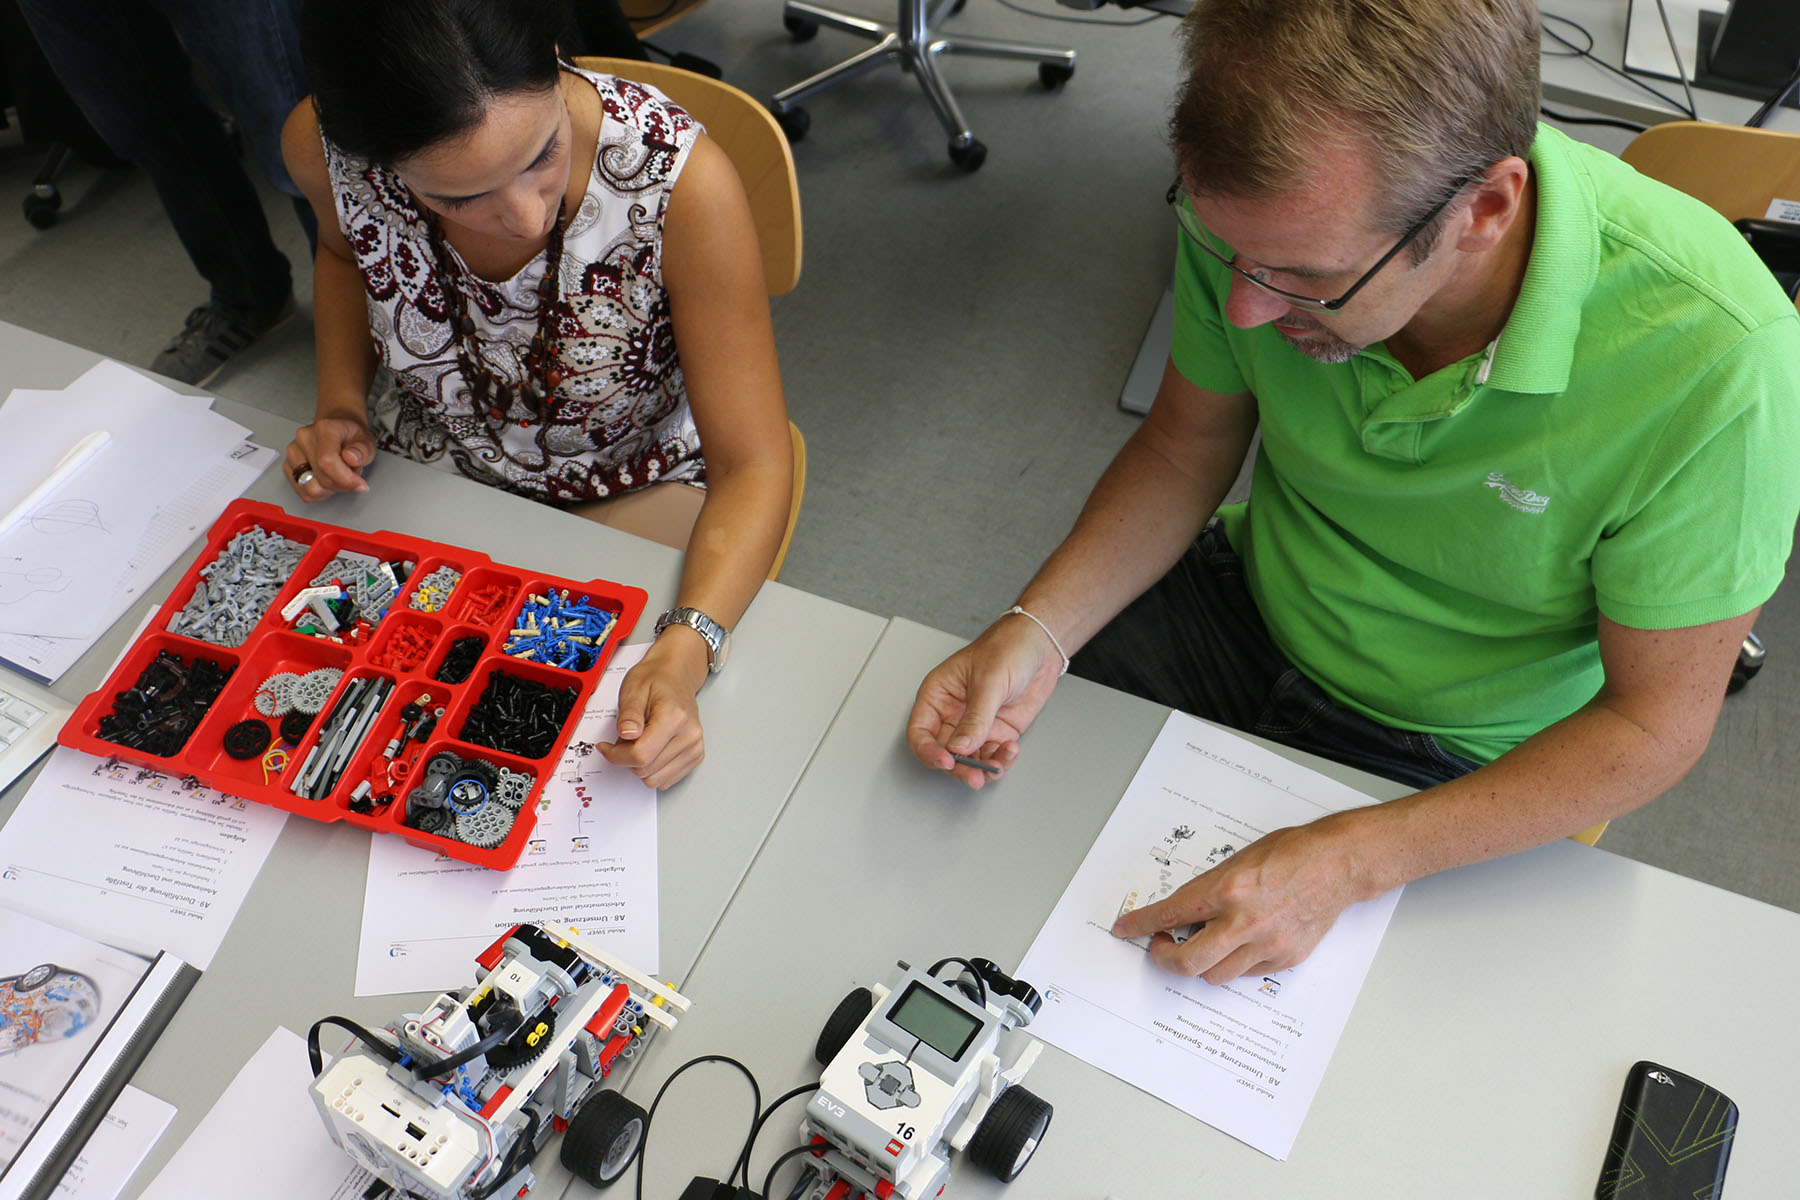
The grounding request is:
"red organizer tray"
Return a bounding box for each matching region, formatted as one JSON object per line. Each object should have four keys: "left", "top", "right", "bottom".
{"left": 59, "top": 499, "right": 648, "bottom": 870}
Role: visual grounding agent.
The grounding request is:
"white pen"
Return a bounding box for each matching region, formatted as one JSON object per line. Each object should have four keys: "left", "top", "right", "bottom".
{"left": 0, "top": 429, "right": 112, "bottom": 538}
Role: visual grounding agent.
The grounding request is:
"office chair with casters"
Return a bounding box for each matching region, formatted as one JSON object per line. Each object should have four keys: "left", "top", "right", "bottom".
{"left": 769, "top": 0, "right": 1075, "bottom": 171}
{"left": 571, "top": 57, "right": 808, "bottom": 579}
{"left": 1620, "top": 119, "right": 1800, "bottom": 698}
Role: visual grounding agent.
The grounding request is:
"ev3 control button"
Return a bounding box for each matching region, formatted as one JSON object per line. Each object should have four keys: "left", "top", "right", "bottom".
{"left": 858, "top": 1060, "right": 921, "bottom": 1110}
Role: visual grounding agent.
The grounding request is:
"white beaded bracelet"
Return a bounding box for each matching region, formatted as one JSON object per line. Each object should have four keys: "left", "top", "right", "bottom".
{"left": 1006, "top": 604, "right": 1071, "bottom": 676}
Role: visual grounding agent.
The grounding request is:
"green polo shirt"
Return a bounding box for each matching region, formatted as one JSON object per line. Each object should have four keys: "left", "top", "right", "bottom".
{"left": 1170, "top": 124, "right": 1800, "bottom": 763}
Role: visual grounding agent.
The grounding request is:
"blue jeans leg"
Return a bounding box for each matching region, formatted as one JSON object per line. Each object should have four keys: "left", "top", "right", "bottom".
{"left": 1069, "top": 523, "right": 1483, "bottom": 790}
{"left": 15, "top": 0, "right": 302, "bottom": 316}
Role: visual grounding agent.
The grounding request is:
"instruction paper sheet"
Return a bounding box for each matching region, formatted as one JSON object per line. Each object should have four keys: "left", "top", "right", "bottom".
{"left": 0, "top": 361, "right": 276, "bottom": 682}
{"left": 50, "top": 1086, "right": 176, "bottom": 1200}
{"left": 137, "top": 1027, "right": 372, "bottom": 1200}
{"left": 356, "top": 644, "right": 658, "bottom": 995}
{"left": 1017, "top": 710, "right": 1402, "bottom": 1160}
{"left": 0, "top": 748, "right": 287, "bottom": 969}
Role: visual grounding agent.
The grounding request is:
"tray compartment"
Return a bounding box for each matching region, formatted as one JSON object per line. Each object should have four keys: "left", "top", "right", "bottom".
{"left": 389, "top": 738, "right": 542, "bottom": 868}
{"left": 81, "top": 635, "right": 240, "bottom": 759}
{"left": 183, "top": 634, "right": 356, "bottom": 787}
{"left": 366, "top": 611, "right": 443, "bottom": 674}
{"left": 498, "top": 580, "right": 628, "bottom": 673}
{"left": 427, "top": 625, "right": 488, "bottom": 685}
{"left": 401, "top": 556, "right": 468, "bottom": 615}
{"left": 445, "top": 566, "right": 522, "bottom": 627}
{"left": 162, "top": 514, "right": 314, "bottom": 648}
{"left": 454, "top": 658, "right": 586, "bottom": 760}
{"left": 281, "top": 667, "right": 399, "bottom": 809}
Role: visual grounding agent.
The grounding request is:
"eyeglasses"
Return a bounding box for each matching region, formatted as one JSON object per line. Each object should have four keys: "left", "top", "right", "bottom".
{"left": 1165, "top": 176, "right": 1469, "bottom": 313}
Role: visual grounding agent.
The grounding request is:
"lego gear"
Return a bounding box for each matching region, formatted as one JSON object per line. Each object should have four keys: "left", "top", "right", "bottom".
{"left": 453, "top": 801, "right": 514, "bottom": 849}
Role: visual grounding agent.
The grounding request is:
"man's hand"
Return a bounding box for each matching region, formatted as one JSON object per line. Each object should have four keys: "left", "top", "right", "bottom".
{"left": 1111, "top": 815, "right": 1373, "bottom": 984}
{"left": 906, "top": 614, "right": 1065, "bottom": 788}
{"left": 286, "top": 415, "right": 376, "bottom": 500}
{"left": 598, "top": 632, "right": 710, "bottom": 789}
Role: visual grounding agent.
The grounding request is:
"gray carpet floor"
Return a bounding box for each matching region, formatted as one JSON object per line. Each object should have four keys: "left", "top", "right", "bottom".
{"left": 0, "top": 2, "right": 1793, "bottom": 910}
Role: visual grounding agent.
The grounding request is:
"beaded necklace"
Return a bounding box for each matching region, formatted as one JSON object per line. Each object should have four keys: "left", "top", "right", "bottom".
{"left": 423, "top": 205, "right": 569, "bottom": 426}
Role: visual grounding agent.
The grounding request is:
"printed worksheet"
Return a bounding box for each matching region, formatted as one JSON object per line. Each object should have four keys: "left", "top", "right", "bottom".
{"left": 355, "top": 645, "right": 658, "bottom": 996}
{"left": 1017, "top": 709, "right": 1403, "bottom": 1160}
{"left": 0, "top": 748, "right": 287, "bottom": 969}
{"left": 50, "top": 1086, "right": 176, "bottom": 1200}
{"left": 137, "top": 1027, "right": 373, "bottom": 1200}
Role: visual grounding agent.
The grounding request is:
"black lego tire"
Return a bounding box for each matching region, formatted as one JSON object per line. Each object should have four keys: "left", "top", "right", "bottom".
{"left": 814, "top": 986, "right": 875, "bottom": 1066}
{"left": 965, "top": 1085, "right": 1052, "bottom": 1182}
{"left": 1038, "top": 61, "right": 1074, "bottom": 89}
{"left": 560, "top": 1090, "right": 648, "bottom": 1188}
{"left": 783, "top": 13, "right": 819, "bottom": 40}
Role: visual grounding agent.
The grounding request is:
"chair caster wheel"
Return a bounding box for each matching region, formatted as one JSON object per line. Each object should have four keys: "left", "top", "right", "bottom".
{"left": 783, "top": 14, "right": 819, "bottom": 40}
{"left": 1038, "top": 61, "right": 1075, "bottom": 89}
{"left": 774, "top": 105, "right": 811, "bottom": 143}
{"left": 946, "top": 0, "right": 966, "bottom": 12}
{"left": 22, "top": 189, "right": 61, "bottom": 229}
{"left": 949, "top": 138, "right": 986, "bottom": 171}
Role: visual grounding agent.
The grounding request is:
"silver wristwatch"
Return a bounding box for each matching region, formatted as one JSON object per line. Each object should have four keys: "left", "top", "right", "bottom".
{"left": 653, "top": 606, "right": 731, "bottom": 674}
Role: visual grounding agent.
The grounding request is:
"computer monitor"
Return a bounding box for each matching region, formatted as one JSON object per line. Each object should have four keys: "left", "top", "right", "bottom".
{"left": 1698, "top": 0, "right": 1800, "bottom": 98}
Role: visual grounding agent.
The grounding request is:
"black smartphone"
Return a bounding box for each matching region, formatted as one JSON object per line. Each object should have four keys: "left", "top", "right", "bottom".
{"left": 1595, "top": 1060, "right": 1737, "bottom": 1198}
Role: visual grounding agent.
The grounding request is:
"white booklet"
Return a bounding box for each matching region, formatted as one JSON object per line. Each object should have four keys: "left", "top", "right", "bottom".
{"left": 0, "top": 908, "right": 196, "bottom": 1200}
{"left": 1017, "top": 709, "right": 1403, "bottom": 1160}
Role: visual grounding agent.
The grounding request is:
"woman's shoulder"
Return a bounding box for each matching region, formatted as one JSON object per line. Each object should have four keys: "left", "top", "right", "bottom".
{"left": 571, "top": 65, "right": 702, "bottom": 151}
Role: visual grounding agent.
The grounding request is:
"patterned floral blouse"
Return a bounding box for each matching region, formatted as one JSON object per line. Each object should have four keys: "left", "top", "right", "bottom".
{"left": 322, "top": 67, "right": 703, "bottom": 504}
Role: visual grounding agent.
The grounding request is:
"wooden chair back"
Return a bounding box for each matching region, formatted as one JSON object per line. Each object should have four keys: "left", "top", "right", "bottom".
{"left": 572, "top": 56, "right": 803, "bottom": 297}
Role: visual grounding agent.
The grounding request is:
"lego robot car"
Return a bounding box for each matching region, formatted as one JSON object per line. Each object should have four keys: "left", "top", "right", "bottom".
{"left": 309, "top": 922, "right": 688, "bottom": 1200}
{"left": 792, "top": 957, "right": 1053, "bottom": 1200}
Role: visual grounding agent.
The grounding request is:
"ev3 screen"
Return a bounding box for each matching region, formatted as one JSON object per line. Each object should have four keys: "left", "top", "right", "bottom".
{"left": 889, "top": 982, "right": 983, "bottom": 1060}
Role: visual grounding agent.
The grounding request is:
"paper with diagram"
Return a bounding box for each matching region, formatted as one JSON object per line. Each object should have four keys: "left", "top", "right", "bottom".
{"left": 356, "top": 644, "right": 658, "bottom": 996}
{"left": 1017, "top": 709, "right": 1402, "bottom": 1160}
{"left": 0, "top": 362, "right": 276, "bottom": 682}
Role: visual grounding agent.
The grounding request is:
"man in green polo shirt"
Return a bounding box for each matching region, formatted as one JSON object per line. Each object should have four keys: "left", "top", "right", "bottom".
{"left": 906, "top": 0, "right": 1800, "bottom": 983}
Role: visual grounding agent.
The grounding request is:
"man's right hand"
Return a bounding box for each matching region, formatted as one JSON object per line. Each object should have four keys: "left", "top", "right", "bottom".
{"left": 286, "top": 415, "right": 376, "bottom": 500}
{"left": 906, "top": 613, "right": 1067, "bottom": 788}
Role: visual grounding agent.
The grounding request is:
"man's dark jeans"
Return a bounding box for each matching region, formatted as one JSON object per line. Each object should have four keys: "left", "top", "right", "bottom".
{"left": 1070, "top": 523, "right": 1482, "bottom": 791}
{"left": 17, "top": 0, "right": 310, "bottom": 319}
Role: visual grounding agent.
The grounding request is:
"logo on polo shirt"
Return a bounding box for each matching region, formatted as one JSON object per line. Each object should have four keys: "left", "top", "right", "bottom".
{"left": 1484, "top": 472, "right": 1550, "bottom": 515}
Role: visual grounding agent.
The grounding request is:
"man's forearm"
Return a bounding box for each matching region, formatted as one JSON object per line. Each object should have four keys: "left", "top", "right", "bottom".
{"left": 1334, "top": 699, "right": 1709, "bottom": 902}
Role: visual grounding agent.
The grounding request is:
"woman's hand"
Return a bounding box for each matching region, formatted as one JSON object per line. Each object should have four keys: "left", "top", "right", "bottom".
{"left": 286, "top": 414, "right": 376, "bottom": 500}
{"left": 597, "top": 629, "right": 712, "bottom": 789}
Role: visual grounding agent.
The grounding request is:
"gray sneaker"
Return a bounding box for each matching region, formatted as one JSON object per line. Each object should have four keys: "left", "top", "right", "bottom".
{"left": 151, "top": 295, "right": 296, "bottom": 387}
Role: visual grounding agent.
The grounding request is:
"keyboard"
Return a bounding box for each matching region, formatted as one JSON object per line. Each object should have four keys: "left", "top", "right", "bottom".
{"left": 0, "top": 665, "right": 74, "bottom": 795}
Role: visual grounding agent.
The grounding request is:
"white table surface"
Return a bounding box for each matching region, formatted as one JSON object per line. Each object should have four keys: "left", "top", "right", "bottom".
{"left": 590, "top": 616, "right": 1800, "bottom": 1199}
{"left": 0, "top": 319, "right": 889, "bottom": 1198}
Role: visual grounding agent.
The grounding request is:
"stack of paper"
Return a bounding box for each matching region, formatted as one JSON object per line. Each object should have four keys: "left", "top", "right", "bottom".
{"left": 0, "top": 362, "right": 277, "bottom": 682}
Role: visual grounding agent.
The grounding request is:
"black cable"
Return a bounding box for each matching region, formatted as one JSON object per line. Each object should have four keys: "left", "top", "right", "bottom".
{"left": 928, "top": 957, "right": 987, "bottom": 1007}
{"left": 1540, "top": 105, "right": 1647, "bottom": 134}
{"left": 731, "top": 1083, "right": 821, "bottom": 1187}
{"left": 1540, "top": 13, "right": 1697, "bottom": 119}
{"left": 634, "top": 1055, "right": 761, "bottom": 1200}
{"left": 991, "top": 0, "right": 1165, "bottom": 27}
{"left": 307, "top": 1016, "right": 401, "bottom": 1077}
{"left": 473, "top": 1107, "right": 540, "bottom": 1200}
{"left": 1747, "top": 58, "right": 1800, "bottom": 129}
{"left": 762, "top": 1143, "right": 830, "bottom": 1200}
{"left": 412, "top": 1021, "right": 520, "bottom": 1080}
